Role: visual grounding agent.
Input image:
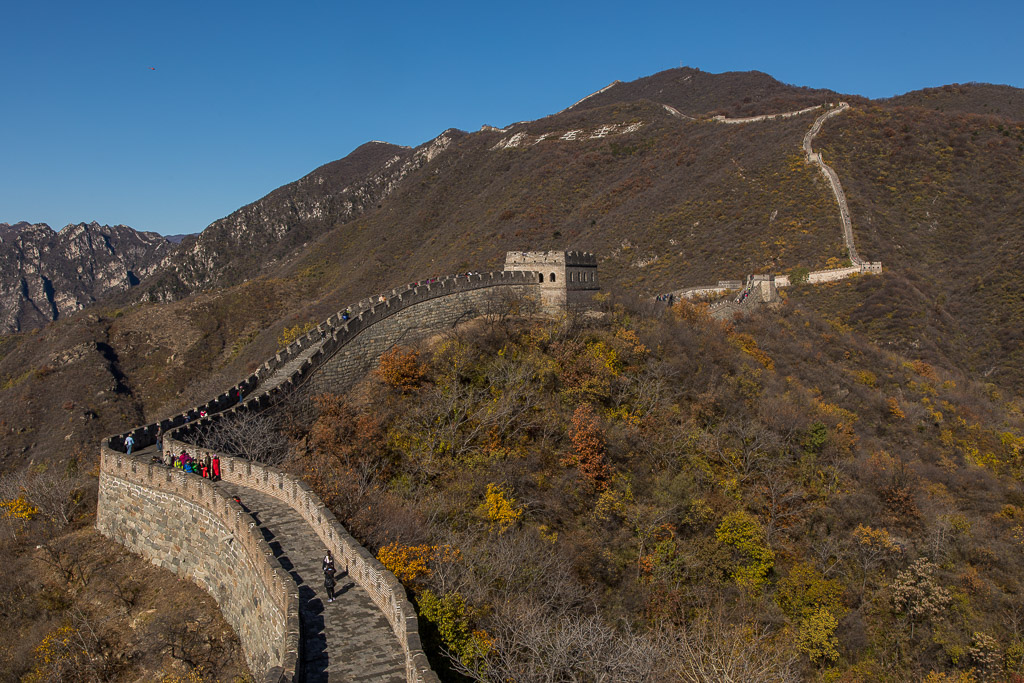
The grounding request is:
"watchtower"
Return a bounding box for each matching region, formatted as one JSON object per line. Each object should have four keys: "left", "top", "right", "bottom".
{"left": 504, "top": 250, "right": 600, "bottom": 311}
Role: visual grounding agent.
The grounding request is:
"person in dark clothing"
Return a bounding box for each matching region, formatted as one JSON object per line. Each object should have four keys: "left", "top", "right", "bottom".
{"left": 324, "top": 567, "right": 336, "bottom": 603}
{"left": 323, "top": 550, "right": 337, "bottom": 603}
{"left": 323, "top": 550, "right": 335, "bottom": 575}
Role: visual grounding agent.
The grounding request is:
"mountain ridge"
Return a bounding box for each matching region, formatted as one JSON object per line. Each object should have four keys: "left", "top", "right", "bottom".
{"left": 4, "top": 67, "right": 1021, "bottom": 335}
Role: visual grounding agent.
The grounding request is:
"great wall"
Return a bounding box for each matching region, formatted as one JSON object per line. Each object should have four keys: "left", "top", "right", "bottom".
{"left": 96, "top": 252, "right": 600, "bottom": 682}
{"left": 660, "top": 101, "right": 882, "bottom": 316}
{"left": 96, "top": 101, "right": 884, "bottom": 681}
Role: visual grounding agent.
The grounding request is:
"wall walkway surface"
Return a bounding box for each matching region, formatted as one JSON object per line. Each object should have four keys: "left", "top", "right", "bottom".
{"left": 802, "top": 103, "right": 861, "bottom": 265}
{"left": 215, "top": 479, "right": 406, "bottom": 682}
{"left": 160, "top": 436, "right": 438, "bottom": 683}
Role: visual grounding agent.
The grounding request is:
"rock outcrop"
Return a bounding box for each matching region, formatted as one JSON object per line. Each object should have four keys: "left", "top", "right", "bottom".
{"left": 0, "top": 221, "right": 173, "bottom": 333}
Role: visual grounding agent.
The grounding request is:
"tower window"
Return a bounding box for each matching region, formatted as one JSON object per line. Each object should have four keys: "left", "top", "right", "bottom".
{"left": 550, "top": 273, "right": 557, "bottom": 282}
{"left": 539, "top": 273, "right": 544, "bottom": 283}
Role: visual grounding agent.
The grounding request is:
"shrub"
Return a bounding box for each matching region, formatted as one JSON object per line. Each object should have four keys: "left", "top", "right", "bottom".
{"left": 277, "top": 321, "right": 316, "bottom": 349}
{"left": 892, "top": 558, "right": 951, "bottom": 638}
{"left": 479, "top": 483, "right": 522, "bottom": 533}
{"left": 777, "top": 562, "right": 844, "bottom": 663}
{"left": 376, "top": 346, "right": 426, "bottom": 391}
{"left": 789, "top": 266, "right": 810, "bottom": 284}
{"left": 715, "top": 511, "right": 775, "bottom": 590}
{"left": 796, "top": 606, "right": 840, "bottom": 663}
{"left": 377, "top": 542, "right": 434, "bottom": 586}
{"left": 562, "top": 403, "right": 610, "bottom": 489}
{"left": 418, "top": 590, "right": 492, "bottom": 667}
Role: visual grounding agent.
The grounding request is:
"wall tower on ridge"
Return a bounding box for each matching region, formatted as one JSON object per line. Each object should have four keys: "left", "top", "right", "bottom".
{"left": 504, "top": 250, "right": 600, "bottom": 311}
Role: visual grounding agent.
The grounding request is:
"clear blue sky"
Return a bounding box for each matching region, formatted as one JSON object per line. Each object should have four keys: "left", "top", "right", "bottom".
{"left": 2, "top": 0, "right": 1021, "bottom": 236}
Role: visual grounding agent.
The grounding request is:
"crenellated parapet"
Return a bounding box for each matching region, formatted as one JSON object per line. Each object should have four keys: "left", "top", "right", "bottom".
{"left": 96, "top": 444, "right": 301, "bottom": 682}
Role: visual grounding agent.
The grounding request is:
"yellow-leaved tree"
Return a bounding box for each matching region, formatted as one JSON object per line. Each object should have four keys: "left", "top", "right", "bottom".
{"left": 715, "top": 510, "right": 775, "bottom": 591}
{"left": 478, "top": 483, "right": 522, "bottom": 533}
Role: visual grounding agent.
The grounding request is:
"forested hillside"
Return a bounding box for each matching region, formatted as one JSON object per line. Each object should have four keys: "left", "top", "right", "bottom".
{"left": 283, "top": 296, "right": 1024, "bottom": 680}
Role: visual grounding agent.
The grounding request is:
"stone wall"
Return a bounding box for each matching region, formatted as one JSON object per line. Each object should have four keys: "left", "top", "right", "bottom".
{"left": 301, "top": 283, "right": 533, "bottom": 397}
{"left": 108, "top": 271, "right": 541, "bottom": 454}
{"left": 96, "top": 445, "right": 300, "bottom": 682}
{"left": 712, "top": 104, "right": 822, "bottom": 124}
{"left": 98, "top": 264, "right": 565, "bottom": 683}
{"left": 161, "top": 436, "right": 440, "bottom": 683}
{"left": 774, "top": 262, "right": 883, "bottom": 287}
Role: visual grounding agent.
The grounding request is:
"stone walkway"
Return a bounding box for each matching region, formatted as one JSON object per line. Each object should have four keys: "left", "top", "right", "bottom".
{"left": 256, "top": 337, "right": 329, "bottom": 395}
{"left": 216, "top": 480, "right": 406, "bottom": 682}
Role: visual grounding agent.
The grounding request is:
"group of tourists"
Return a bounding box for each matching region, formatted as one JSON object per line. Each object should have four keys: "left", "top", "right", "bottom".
{"left": 174, "top": 449, "right": 219, "bottom": 478}
{"left": 654, "top": 294, "right": 676, "bottom": 304}
{"left": 152, "top": 438, "right": 221, "bottom": 481}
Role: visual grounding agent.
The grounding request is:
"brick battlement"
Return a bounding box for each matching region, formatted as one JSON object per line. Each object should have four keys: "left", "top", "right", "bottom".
{"left": 504, "top": 250, "right": 598, "bottom": 267}
{"left": 96, "top": 445, "right": 300, "bottom": 682}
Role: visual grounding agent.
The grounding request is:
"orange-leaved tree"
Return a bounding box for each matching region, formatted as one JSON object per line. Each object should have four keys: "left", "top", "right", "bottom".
{"left": 562, "top": 403, "right": 610, "bottom": 489}
{"left": 376, "top": 346, "right": 426, "bottom": 391}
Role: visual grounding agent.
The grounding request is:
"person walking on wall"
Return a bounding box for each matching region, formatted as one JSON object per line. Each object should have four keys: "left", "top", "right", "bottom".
{"left": 323, "top": 550, "right": 335, "bottom": 575}
{"left": 323, "top": 550, "right": 337, "bottom": 603}
{"left": 211, "top": 453, "right": 221, "bottom": 481}
{"left": 124, "top": 434, "right": 134, "bottom": 455}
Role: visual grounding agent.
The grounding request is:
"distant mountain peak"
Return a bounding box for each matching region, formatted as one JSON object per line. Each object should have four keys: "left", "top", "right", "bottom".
{"left": 0, "top": 220, "right": 174, "bottom": 332}
{"left": 0, "top": 221, "right": 51, "bottom": 234}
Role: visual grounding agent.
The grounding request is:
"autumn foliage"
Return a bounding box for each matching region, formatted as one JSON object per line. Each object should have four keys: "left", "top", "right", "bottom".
{"left": 562, "top": 403, "right": 610, "bottom": 489}
{"left": 283, "top": 294, "right": 1024, "bottom": 680}
{"left": 375, "top": 346, "right": 426, "bottom": 391}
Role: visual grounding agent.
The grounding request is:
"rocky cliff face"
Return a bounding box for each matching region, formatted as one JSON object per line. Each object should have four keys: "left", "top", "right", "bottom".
{"left": 0, "top": 133, "right": 458, "bottom": 330}
{"left": 0, "top": 221, "right": 173, "bottom": 332}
